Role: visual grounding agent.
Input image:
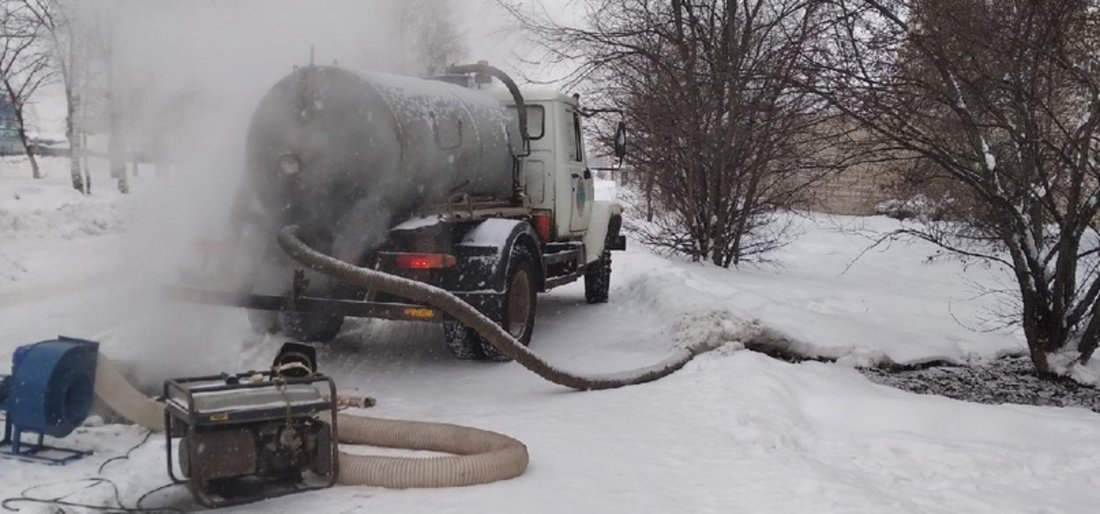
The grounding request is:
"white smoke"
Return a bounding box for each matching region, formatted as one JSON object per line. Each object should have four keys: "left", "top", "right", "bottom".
{"left": 77, "top": 0, "right": 417, "bottom": 381}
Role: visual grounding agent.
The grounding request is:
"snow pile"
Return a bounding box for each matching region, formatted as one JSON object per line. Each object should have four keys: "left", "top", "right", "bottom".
{"left": 0, "top": 158, "right": 131, "bottom": 284}
{"left": 606, "top": 201, "right": 1024, "bottom": 366}
{"left": 0, "top": 189, "right": 123, "bottom": 241}
{"left": 0, "top": 158, "right": 128, "bottom": 241}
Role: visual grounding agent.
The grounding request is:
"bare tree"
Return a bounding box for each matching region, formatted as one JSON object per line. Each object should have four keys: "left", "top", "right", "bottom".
{"left": 505, "top": 0, "right": 851, "bottom": 266}
{"left": 809, "top": 0, "right": 1100, "bottom": 378}
{"left": 0, "top": 0, "right": 52, "bottom": 179}
{"left": 401, "top": 0, "right": 468, "bottom": 76}
{"left": 22, "top": 0, "right": 84, "bottom": 192}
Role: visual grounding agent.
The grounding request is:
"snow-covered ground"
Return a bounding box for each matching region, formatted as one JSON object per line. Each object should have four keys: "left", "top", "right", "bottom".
{"left": 2, "top": 159, "right": 1099, "bottom": 513}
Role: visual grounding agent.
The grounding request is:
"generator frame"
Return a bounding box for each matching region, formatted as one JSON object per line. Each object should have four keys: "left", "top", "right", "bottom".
{"left": 163, "top": 372, "right": 339, "bottom": 508}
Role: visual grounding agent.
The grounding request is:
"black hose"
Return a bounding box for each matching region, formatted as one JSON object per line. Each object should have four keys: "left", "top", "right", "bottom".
{"left": 278, "top": 226, "right": 723, "bottom": 391}
{"left": 446, "top": 62, "right": 530, "bottom": 157}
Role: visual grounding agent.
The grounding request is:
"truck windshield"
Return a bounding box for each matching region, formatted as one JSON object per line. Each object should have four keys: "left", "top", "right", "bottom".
{"left": 507, "top": 105, "right": 545, "bottom": 140}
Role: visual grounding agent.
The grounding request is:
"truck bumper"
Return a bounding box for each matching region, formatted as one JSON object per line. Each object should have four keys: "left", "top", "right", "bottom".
{"left": 607, "top": 234, "right": 627, "bottom": 251}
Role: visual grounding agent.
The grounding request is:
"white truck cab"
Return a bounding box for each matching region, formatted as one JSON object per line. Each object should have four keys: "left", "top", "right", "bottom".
{"left": 495, "top": 86, "right": 622, "bottom": 265}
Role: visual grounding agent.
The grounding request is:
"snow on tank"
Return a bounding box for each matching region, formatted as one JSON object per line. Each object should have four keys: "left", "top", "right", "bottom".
{"left": 245, "top": 65, "right": 523, "bottom": 262}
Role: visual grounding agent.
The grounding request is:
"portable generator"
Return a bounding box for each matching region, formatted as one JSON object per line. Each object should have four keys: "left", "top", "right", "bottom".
{"left": 163, "top": 363, "right": 338, "bottom": 508}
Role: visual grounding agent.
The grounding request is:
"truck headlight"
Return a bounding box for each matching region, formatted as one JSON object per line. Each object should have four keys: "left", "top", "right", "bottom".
{"left": 279, "top": 154, "right": 301, "bottom": 176}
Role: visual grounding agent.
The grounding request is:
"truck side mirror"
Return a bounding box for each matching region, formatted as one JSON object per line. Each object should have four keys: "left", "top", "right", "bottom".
{"left": 613, "top": 121, "right": 628, "bottom": 160}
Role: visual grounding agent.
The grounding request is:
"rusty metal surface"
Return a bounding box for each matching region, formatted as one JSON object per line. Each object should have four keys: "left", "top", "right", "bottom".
{"left": 163, "top": 286, "right": 443, "bottom": 322}
{"left": 182, "top": 428, "right": 256, "bottom": 480}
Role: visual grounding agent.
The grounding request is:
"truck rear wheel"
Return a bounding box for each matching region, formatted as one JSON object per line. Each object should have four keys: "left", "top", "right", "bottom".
{"left": 584, "top": 250, "right": 611, "bottom": 304}
{"left": 282, "top": 311, "right": 345, "bottom": 342}
{"left": 247, "top": 309, "right": 281, "bottom": 334}
{"left": 443, "top": 245, "right": 537, "bottom": 361}
{"left": 247, "top": 310, "right": 344, "bottom": 343}
{"left": 442, "top": 321, "right": 484, "bottom": 360}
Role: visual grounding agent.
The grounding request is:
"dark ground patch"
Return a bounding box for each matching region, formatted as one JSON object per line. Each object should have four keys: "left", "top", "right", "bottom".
{"left": 859, "top": 356, "right": 1100, "bottom": 413}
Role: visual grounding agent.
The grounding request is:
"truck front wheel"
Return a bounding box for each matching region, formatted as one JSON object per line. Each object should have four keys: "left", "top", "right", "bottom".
{"left": 584, "top": 250, "right": 611, "bottom": 304}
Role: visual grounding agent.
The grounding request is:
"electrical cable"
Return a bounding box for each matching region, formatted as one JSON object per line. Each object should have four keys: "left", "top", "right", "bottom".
{"left": 98, "top": 430, "right": 154, "bottom": 474}
{"left": 1, "top": 477, "right": 178, "bottom": 513}
{"left": 1, "top": 435, "right": 181, "bottom": 513}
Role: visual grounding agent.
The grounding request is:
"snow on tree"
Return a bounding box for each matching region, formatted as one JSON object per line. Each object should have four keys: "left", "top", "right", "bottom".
{"left": 810, "top": 0, "right": 1100, "bottom": 378}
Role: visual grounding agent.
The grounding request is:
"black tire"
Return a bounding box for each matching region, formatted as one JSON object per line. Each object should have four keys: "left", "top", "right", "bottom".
{"left": 584, "top": 250, "right": 611, "bottom": 304}
{"left": 480, "top": 245, "right": 537, "bottom": 361}
{"left": 248, "top": 309, "right": 344, "bottom": 342}
{"left": 442, "top": 245, "right": 537, "bottom": 362}
{"left": 281, "top": 311, "right": 345, "bottom": 342}
{"left": 442, "top": 321, "right": 486, "bottom": 360}
{"left": 247, "top": 309, "right": 281, "bottom": 334}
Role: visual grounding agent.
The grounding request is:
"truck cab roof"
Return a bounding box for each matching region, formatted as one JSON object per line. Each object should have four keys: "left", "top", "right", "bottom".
{"left": 486, "top": 84, "right": 578, "bottom": 107}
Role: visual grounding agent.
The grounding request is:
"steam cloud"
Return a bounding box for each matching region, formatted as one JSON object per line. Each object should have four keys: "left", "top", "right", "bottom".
{"left": 80, "top": 0, "right": 425, "bottom": 383}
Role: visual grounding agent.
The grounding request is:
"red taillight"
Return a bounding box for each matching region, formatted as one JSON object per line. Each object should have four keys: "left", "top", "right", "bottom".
{"left": 533, "top": 211, "right": 551, "bottom": 241}
{"left": 395, "top": 253, "right": 457, "bottom": 270}
{"left": 194, "top": 239, "right": 226, "bottom": 254}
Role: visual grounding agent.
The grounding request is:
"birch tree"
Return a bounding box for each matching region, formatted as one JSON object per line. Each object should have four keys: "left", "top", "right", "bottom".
{"left": 22, "top": 0, "right": 84, "bottom": 192}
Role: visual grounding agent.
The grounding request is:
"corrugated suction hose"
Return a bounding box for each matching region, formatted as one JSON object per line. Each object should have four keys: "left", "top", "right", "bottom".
{"left": 91, "top": 358, "right": 528, "bottom": 488}
{"left": 278, "top": 225, "right": 725, "bottom": 390}
{"left": 95, "top": 355, "right": 166, "bottom": 432}
{"left": 336, "top": 415, "right": 527, "bottom": 488}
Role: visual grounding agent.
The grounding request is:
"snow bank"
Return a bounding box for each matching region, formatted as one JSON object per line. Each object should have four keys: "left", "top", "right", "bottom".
{"left": 0, "top": 157, "right": 131, "bottom": 285}
{"left": 0, "top": 158, "right": 126, "bottom": 241}
{"left": 5, "top": 350, "right": 1097, "bottom": 514}
{"left": 601, "top": 180, "right": 1025, "bottom": 366}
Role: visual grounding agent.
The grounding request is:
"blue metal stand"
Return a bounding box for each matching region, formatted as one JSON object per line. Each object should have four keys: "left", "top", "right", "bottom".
{"left": 1, "top": 416, "right": 93, "bottom": 465}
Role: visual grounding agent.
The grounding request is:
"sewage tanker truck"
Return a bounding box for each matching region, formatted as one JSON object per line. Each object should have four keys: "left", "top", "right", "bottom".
{"left": 175, "top": 62, "right": 627, "bottom": 361}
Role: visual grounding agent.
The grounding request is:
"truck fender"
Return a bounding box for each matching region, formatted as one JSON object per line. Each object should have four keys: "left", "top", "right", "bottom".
{"left": 457, "top": 219, "right": 544, "bottom": 292}
{"left": 582, "top": 201, "right": 625, "bottom": 264}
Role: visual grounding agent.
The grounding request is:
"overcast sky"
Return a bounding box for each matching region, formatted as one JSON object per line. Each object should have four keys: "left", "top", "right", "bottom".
{"left": 28, "top": 0, "right": 591, "bottom": 136}
{"left": 462, "top": 0, "right": 586, "bottom": 85}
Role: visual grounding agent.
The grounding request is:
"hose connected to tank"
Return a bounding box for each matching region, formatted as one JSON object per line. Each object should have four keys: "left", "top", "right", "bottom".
{"left": 277, "top": 225, "right": 726, "bottom": 391}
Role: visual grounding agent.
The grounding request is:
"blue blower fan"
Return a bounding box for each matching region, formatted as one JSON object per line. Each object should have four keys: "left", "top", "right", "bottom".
{"left": 0, "top": 337, "right": 99, "bottom": 464}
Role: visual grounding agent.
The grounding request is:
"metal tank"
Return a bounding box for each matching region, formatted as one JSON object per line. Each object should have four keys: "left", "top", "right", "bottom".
{"left": 245, "top": 65, "right": 520, "bottom": 264}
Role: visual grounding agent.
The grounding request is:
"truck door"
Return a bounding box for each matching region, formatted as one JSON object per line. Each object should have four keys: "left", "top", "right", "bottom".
{"left": 563, "top": 107, "right": 593, "bottom": 233}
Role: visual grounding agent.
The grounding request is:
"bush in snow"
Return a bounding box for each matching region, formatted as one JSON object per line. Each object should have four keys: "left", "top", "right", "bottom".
{"left": 813, "top": 0, "right": 1100, "bottom": 379}
{"left": 507, "top": 0, "right": 850, "bottom": 267}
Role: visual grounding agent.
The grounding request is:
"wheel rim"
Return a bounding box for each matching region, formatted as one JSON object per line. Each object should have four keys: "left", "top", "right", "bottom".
{"left": 507, "top": 269, "right": 532, "bottom": 338}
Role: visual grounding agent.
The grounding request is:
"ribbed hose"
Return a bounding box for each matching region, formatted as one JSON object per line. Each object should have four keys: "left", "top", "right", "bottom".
{"left": 335, "top": 415, "right": 528, "bottom": 487}
{"left": 91, "top": 354, "right": 529, "bottom": 488}
{"left": 278, "top": 225, "right": 724, "bottom": 391}
{"left": 94, "top": 355, "right": 166, "bottom": 432}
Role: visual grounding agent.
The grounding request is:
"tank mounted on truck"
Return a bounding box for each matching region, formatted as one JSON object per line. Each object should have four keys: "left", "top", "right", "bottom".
{"left": 168, "top": 61, "right": 628, "bottom": 361}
